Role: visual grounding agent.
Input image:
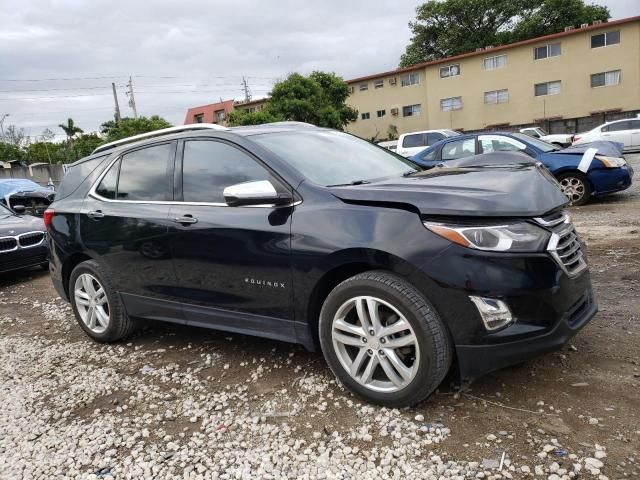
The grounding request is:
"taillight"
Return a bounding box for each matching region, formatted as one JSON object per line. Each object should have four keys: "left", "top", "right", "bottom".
{"left": 43, "top": 208, "right": 55, "bottom": 229}
{"left": 572, "top": 135, "right": 581, "bottom": 144}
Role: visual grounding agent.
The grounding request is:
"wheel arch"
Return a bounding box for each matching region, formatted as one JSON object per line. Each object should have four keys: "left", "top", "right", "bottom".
{"left": 61, "top": 252, "right": 94, "bottom": 298}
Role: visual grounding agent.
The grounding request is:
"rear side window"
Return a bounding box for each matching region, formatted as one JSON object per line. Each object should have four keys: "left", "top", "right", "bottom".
{"left": 182, "top": 140, "right": 272, "bottom": 203}
{"left": 94, "top": 143, "right": 174, "bottom": 201}
{"left": 441, "top": 139, "right": 477, "bottom": 160}
{"left": 402, "top": 134, "right": 425, "bottom": 148}
{"left": 426, "top": 133, "right": 444, "bottom": 145}
{"left": 56, "top": 155, "right": 109, "bottom": 200}
{"left": 603, "top": 121, "right": 631, "bottom": 132}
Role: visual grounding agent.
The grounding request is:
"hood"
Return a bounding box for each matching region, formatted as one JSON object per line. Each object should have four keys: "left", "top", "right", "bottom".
{"left": 0, "top": 213, "right": 45, "bottom": 234}
{"left": 328, "top": 155, "right": 568, "bottom": 217}
{"left": 555, "top": 140, "right": 624, "bottom": 157}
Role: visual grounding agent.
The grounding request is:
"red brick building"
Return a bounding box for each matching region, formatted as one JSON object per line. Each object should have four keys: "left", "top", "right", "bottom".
{"left": 183, "top": 99, "right": 235, "bottom": 125}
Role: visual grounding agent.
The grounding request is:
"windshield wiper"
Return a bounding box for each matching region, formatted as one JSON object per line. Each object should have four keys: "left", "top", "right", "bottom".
{"left": 327, "top": 179, "right": 371, "bottom": 187}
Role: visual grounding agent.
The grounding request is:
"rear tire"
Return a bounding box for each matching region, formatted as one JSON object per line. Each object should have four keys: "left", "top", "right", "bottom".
{"left": 319, "top": 270, "right": 452, "bottom": 407}
{"left": 557, "top": 172, "right": 591, "bottom": 206}
{"left": 69, "top": 260, "right": 138, "bottom": 342}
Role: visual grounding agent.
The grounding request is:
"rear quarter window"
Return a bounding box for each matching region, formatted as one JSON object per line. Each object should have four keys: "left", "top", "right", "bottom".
{"left": 55, "top": 155, "right": 110, "bottom": 200}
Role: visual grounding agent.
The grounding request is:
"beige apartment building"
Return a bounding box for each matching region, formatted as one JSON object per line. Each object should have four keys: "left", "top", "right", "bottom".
{"left": 345, "top": 16, "right": 640, "bottom": 140}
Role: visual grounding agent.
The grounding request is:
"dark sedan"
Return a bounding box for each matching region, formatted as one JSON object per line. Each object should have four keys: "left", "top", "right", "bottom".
{"left": 411, "top": 132, "right": 633, "bottom": 205}
{"left": 0, "top": 203, "right": 48, "bottom": 273}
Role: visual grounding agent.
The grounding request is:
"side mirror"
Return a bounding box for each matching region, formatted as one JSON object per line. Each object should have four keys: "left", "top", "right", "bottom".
{"left": 223, "top": 180, "right": 293, "bottom": 207}
{"left": 12, "top": 205, "right": 26, "bottom": 215}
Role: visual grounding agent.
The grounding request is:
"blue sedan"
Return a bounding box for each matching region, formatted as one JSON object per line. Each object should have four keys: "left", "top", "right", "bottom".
{"left": 410, "top": 132, "right": 634, "bottom": 205}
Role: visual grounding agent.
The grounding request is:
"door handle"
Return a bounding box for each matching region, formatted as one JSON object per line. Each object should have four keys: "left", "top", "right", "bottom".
{"left": 173, "top": 215, "right": 198, "bottom": 225}
{"left": 87, "top": 210, "right": 104, "bottom": 219}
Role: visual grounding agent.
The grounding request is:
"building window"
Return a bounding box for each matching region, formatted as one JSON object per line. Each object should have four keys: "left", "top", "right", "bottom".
{"left": 484, "top": 89, "right": 509, "bottom": 104}
{"left": 483, "top": 54, "right": 507, "bottom": 71}
{"left": 534, "top": 43, "right": 561, "bottom": 60}
{"left": 359, "top": 83, "right": 368, "bottom": 91}
{"left": 591, "top": 70, "right": 621, "bottom": 88}
{"left": 214, "top": 109, "right": 225, "bottom": 123}
{"left": 402, "top": 104, "right": 422, "bottom": 117}
{"left": 361, "top": 112, "right": 370, "bottom": 120}
{"left": 400, "top": 72, "right": 420, "bottom": 87}
{"left": 377, "top": 109, "right": 386, "bottom": 118}
{"left": 193, "top": 113, "right": 204, "bottom": 123}
{"left": 591, "top": 30, "right": 620, "bottom": 48}
{"left": 534, "top": 80, "right": 561, "bottom": 96}
{"left": 439, "top": 64, "right": 461, "bottom": 78}
{"left": 374, "top": 79, "right": 384, "bottom": 89}
{"left": 440, "top": 97, "right": 462, "bottom": 111}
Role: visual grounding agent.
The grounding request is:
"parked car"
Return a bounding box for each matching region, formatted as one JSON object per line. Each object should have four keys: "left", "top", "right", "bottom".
{"left": 0, "top": 179, "right": 55, "bottom": 217}
{"left": 0, "top": 202, "right": 48, "bottom": 273}
{"left": 377, "top": 140, "right": 398, "bottom": 152}
{"left": 46, "top": 123, "right": 596, "bottom": 407}
{"left": 520, "top": 127, "right": 573, "bottom": 147}
{"left": 411, "top": 132, "right": 633, "bottom": 205}
{"left": 573, "top": 117, "right": 640, "bottom": 151}
{"left": 396, "top": 129, "right": 460, "bottom": 157}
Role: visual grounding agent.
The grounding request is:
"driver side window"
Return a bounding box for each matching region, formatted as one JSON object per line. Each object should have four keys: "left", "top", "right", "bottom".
{"left": 480, "top": 137, "right": 524, "bottom": 153}
{"left": 181, "top": 140, "right": 273, "bottom": 204}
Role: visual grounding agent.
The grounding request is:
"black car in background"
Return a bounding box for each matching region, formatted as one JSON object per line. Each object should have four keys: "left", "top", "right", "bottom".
{"left": 45, "top": 123, "right": 596, "bottom": 407}
{"left": 0, "top": 202, "right": 48, "bottom": 273}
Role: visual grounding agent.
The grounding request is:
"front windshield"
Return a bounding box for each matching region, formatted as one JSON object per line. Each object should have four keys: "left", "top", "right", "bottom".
{"left": 512, "top": 132, "right": 559, "bottom": 152}
{"left": 251, "top": 130, "right": 419, "bottom": 186}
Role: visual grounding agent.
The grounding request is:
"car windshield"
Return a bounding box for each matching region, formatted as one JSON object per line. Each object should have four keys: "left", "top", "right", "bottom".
{"left": 443, "top": 130, "right": 461, "bottom": 137}
{"left": 0, "top": 203, "right": 14, "bottom": 216}
{"left": 511, "top": 132, "right": 559, "bottom": 152}
{"left": 251, "top": 130, "right": 419, "bottom": 186}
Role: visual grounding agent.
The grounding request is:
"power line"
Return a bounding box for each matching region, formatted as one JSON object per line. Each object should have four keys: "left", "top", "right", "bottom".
{"left": 0, "top": 74, "right": 280, "bottom": 82}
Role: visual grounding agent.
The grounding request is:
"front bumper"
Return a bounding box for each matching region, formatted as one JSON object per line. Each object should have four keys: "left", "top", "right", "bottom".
{"left": 0, "top": 245, "right": 48, "bottom": 273}
{"left": 590, "top": 164, "right": 633, "bottom": 195}
{"left": 455, "top": 287, "right": 597, "bottom": 382}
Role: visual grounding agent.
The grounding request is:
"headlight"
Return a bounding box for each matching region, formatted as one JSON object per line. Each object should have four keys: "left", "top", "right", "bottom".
{"left": 424, "top": 221, "right": 550, "bottom": 252}
{"left": 595, "top": 155, "right": 626, "bottom": 168}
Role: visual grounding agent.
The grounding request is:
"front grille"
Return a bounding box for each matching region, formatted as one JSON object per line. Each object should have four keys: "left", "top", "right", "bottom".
{"left": 0, "top": 237, "right": 18, "bottom": 252}
{"left": 535, "top": 212, "right": 587, "bottom": 277}
{"left": 18, "top": 232, "right": 45, "bottom": 247}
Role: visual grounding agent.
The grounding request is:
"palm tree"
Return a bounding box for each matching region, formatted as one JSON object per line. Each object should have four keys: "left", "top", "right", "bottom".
{"left": 58, "top": 118, "right": 83, "bottom": 141}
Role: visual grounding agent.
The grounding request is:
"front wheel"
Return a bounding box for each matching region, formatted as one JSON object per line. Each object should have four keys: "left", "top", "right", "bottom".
{"left": 319, "top": 271, "right": 452, "bottom": 407}
{"left": 557, "top": 172, "right": 592, "bottom": 206}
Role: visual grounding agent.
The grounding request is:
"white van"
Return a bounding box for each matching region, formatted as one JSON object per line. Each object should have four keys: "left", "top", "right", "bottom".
{"left": 396, "top": 129, "right": 460, "bottom": 157}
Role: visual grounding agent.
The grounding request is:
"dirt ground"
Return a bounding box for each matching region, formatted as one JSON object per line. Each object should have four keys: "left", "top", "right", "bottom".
{"left": 0, "top": 155, "right": 638, "bottom": 479}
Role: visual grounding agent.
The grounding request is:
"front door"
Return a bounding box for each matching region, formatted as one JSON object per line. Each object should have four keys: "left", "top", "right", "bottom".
{"left": 168, "top": 139, "right": 295, "bottom": 341}
{"left": 80, "top": 141, "right": 182, "bottom": 319}
{"left": 601, "top": 120, "right": 633, "bottom": 147}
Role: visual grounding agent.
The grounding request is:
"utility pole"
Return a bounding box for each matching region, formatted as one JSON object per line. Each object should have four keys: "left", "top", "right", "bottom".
{"left": 126, "top": 76, "right": 138, "bottom": 119}
{"left": 111, "top": 83, "right": 122, "bottom": 122}
{"left": 242, "top": 77, "right": 252, "bottom": 103}
{"left": 0, "top": 113, "right": 8, "bottom": 140}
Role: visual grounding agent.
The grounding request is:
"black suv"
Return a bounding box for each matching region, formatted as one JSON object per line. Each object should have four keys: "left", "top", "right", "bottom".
{"left": 46, "top": 123, "right": 596, "bottom": 407}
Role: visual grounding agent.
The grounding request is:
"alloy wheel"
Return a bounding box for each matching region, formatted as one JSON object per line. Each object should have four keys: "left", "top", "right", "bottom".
{"left": 331, "top": 296, "right": 420, "bottom": 392}
{"left": 559, "top": 176, "right": 585, "bottom": 204}
{"left": 74, "top": 273, "right": 110, "bottom": 334}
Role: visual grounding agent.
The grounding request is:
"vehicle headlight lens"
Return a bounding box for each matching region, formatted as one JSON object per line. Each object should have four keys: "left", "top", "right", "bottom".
{"left": 424, "top": 221, "right": 550, "bottom": 252}
{"left": 595, "top": 155, "right": 626, "bottom": 168}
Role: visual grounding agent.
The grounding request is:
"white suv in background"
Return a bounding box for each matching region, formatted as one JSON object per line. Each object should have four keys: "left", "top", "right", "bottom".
{"left": 573, "top": 118, "right": 640, "bottom": 150}
{"left": 396, "top": 129, "right": 460, "bottom": 157}
{"left": 519, "top": 127, "right": 573, "bottom": 147}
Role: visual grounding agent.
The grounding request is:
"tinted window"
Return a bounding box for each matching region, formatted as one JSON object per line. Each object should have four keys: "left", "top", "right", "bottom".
{"left": 441, "top": 139, "right": 476, "bottom": 160}
{"left": 419, "top": 149, "right": 438, "bottom": 162}
{"left": 426, "top": 133, "right": 444, "bottom": 145}
{"left": 591, "top": 33, "right": 605, "bottom": 48}
{"left": 630, "top": 120, "right": 640, "bottom": 130}
{"left": 117, "top": 143, "right": 174, "bottom": 201}
{"left": 57, "top": 155, "right": 109, "bottom": 200}
{"left": 95, "top": 159, "right": 120, "bottom": 199}
{"left": 182, "top": 141, "right": 272, "bottom": 203}
{"left": 402, "top": 134, "right": 425, "bottom": 148}
{"left": 605, "top": 121, "right": 631, "bottom": 132}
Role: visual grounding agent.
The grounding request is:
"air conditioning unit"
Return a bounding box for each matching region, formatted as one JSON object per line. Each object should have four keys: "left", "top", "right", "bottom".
{"left": 593, "top": 20, "right": 602, "bottom": 25}
{"left": 564, "top": 26, "right": 574, "bottom": 32}
{"left": 580, "top": 23, "right": 589, "bottom": 28}
{"left": 390, "top": 108, "right": 399, "bottom": 116}
{"left": 389, "top": 77, "right": 397, "bottom": 85}
{"left": 486, "top": 45, "right": 494, "bottom": 49}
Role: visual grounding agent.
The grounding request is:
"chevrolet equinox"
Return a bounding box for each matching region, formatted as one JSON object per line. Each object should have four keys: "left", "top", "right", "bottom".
{"left": 46, "top": 123, "right": 597, "bottom": 407}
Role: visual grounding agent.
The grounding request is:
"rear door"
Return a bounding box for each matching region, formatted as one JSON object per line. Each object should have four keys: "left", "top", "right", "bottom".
{"left": 601, "top": 121, "right": 632, "bottom": 147}
{"left": 80, "top": 141, "right": 182, "bottom": 319}
{"left": 168, "top": 138, "right": 295, "bottom": 341}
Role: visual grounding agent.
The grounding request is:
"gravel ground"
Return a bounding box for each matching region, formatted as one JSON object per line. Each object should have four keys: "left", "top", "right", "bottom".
{"left": 1, "top": 154, "right": 639, "bottom": 480}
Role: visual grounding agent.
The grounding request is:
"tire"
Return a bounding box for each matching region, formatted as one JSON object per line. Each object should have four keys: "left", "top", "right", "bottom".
{"left": 69, "top": 260, "right": 138, "bottom": 342}
{"left": 557, "top": 172, "right": 592, "bottom": 206}
{"left": 319, "top": 270, "right": 452, "bottom": 407}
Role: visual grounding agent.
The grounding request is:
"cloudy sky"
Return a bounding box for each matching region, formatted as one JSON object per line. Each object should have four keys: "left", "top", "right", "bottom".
{"left": 0, "top": 0, "right": 637, "bottom": 139}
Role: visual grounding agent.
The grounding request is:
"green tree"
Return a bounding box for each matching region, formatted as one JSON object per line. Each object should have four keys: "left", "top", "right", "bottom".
{"left": 101, "top": 115, "right": 172, "bottom": 142}
{"left": 58, "top": 118, "right": 83, "bottom": 140}
{"left": 400, "top": 0, "right": 610, "bottom": 66}
{"left": 0, "top": 142, "right": 23, "bottom": 162}
{"left": 227, "top": 72, "right": 358, "bottom": 130}
{"left": 72, "top": 133, "right": 104, "bottom": 158}
{"left": 24, "top": 141, "right": 66, "bottom": 164}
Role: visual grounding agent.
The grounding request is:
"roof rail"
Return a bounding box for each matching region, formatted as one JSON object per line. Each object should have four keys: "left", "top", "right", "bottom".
{"left": 92, "top": 123, "right": 230, "bottom": 154}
